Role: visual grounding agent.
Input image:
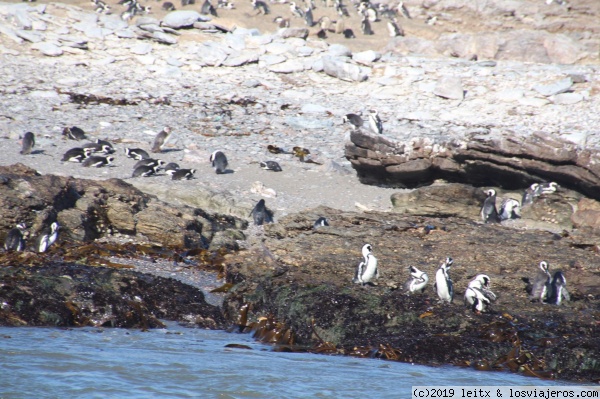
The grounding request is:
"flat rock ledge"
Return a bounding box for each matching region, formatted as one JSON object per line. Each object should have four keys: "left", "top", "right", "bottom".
{"left": 345, "top": 129, "right": 600, "bottom": 201}
{"left": 222, "top": 207, "right": 600, "bottom": 382}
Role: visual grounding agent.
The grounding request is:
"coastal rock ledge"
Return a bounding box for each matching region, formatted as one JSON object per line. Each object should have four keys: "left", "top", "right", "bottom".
{"left": 345, "top": 130, "right": 600, "bottom": 201}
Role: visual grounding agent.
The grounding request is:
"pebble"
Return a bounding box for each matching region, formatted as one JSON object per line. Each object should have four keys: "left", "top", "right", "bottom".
{"left": 433, "top": 76, "right": 464, "bottom": 100}
{"left": 30, "top": 41, "right": 63, "bottom": 56}
{"left": 533, "top": 77, "right": 573, "bottom": 96}
{"left": 551, "top": 92, "right": 583, "bottom": 105}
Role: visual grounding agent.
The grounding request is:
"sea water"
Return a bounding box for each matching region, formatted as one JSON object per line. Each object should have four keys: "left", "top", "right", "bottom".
{"left": 0, "top": 322, "right": 567, "bottom": 399}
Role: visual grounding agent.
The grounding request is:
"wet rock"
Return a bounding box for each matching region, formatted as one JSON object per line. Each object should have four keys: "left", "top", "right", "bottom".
{"left": 433, "top": 76, "right": 464, "bottom": 100}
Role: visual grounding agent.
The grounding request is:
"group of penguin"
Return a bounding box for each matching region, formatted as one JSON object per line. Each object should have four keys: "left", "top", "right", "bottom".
{"left": 480, "top": 182, "right": 559, "bottom": 224}
{"left": 352, "top": 244, "right": 570, "bottom": 313}
{"left": 3, "top": 222, "right": 60, "bottom": 254}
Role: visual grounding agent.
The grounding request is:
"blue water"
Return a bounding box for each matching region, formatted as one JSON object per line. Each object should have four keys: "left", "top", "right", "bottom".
{"left": 0, "top": 323, "right": 566, "bottom": 399}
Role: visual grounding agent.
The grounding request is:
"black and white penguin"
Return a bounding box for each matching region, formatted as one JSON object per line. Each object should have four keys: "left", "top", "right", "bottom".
{"left": 335, "top": 0, "right": 349, "bottom": 17}
{"left": 162, "top": 1, "right": 176, "bottom": 10}
{"left": 387, "top": 17, "right": 403, "bottom": 37}
{"left": 201, "top": 0, "right": 217, "bottom": 15}
{"left": 365, "top": 6, "right": 378, "bottom": 22}
{"left": 342, "top": 28, "right": 355, "bottom": 39}
{"left": 210, "top": 150, "right": 229, "bottom": 174}
{"left": 404, "top": 265, "right": 429, "bottom": 294}
{"left": 464, "top": 274, "right": 496, "bottom": 312}
{"left": 352, "top": 243, "right": 379, "bottom": 286}
{"left": 260, "top": 161, "right": 282, "bottom": 172}
{"left": 132, "top": 164, "right": 160, "bottom": 177}
{"left": 530, "top": 261, "right": 551, "bottom": 303}
{"left": 167, "top": 168, "right": 196, "bottom": 180}
{"left": 521, "top": 183, "right": 539, "bottom": 206}
{"left": 333, "top": 19, "right": 345, "bottom": 34}
{"left": 535, "top": 182, "right": 559, "bottom": 196}
{"left": 35, "top": 222, "right": 59, "bottom": 253}
{"left": 250, "top": 199, "right": 274, "bottom": 226}
{"left": 481, "top": 189, "right": 500, "bottom": 223}
{"left": 313, "top": 217, "right": 329, "bottom": 229}
{"left": 434, "top": 257, "right": 454, "bottom": 303}
{"left": 273, "top": 16, "right": 289, "bottom": 27}
{"left": 181, "top": 0, "right": 195, "bottom": 5}
{"left": 133, "top": 158, "right": 166, "bottom": 171}
{"left": 397, "top": 1, "right": 411, "bottom": 19}
{"left": 95, "top": 139, "right": 114, "bottom": 152}
{"left": 164, "top": 162, "right": 180, "bottom": 172}
{"left": 124, "top": 148, "right": 150, "bottom": 160}
{"left": 361, "top": 14, "right": 373, "bottom": 35}
{"left": 545, "top": 271, "right": 570, "bottom": 305}
{"left": 368, "top": 110, "right": 383, "bottom": 134}
{"left": 304, "top": 6, "right": 314, "bottom": 26}
{"left": 253, "top": 0, "right": 270, "bottom": 14}
{"left": 343, "top": 113, "right": 363, "bottom": 128}
{"left": 498, "top": 198, "right": 521, "bottom": 221}
{"left": 83, "top": 155, "right": 114, "bottom": 168}
{"left": 62, "top": 147, "right": 92, "bottom": 162}
{"left": 290, "top": 2, "right": 304, "bottom": 17}
{"left": 4, "top": 223, "right": 27, "bottom": 251}
{"left": 151, "top": 127, "right": 172, "bottom": 153}
{"left": 20, "top": 132, "right": 35, "bottom": 155}
{"left": 83, "top": 142, "right": 113, "bottom": 154}
{"left": 63, "top": 126, "right": 86, "bottom": 140}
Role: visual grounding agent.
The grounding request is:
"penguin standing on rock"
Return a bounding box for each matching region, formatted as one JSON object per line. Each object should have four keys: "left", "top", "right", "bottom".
{"left": 481, "top": 189, "right": 500, "bottom": 223}
{"left": 352, "top": 243, "right": 379, "bottom": 286}
{"left": 35, "top": 222, "right": 59, "bottom": 253}
{"left": 434, "top": 257, "right": 454, "bottom": 303}
{"left": 201, "top": 0, "right": 217, "bottom": 16}
{"left": 252, "top": 0, "right": 270, "bottom": 15}
{"left": 464, "top": 274, "right": 496, "bottom": 313}
{"left": 250, "top": 199, "right": 274, "bottom": 226}
{"left": 368, "top": 109, "right": 383, "bottom": 134}
{"left": 20, "top": 132, "right": 35, "bottom": 155}
{"left": 530, "top": 261, "right": 551, "bottom": 302}
{"left": 499, "top": 198, "right": 521, "bottom": 221}
{"left": 4, "top": 223, "right": 27, "bottom": 251}
{"left": 343, "top": 113, "right": 363, "bottom": 129}
{"left": 361, "top": 14, "right": 373, "bottom": 35}
{"left": 151, "top": 127, "right": 172, "bottom": 153}
{"left": 210, "top": 150, "right": 229, "bottom": 174}
{"left": 404, "top": 265, "right": 428, "bottom": 294}
{"left": 546, "top": 271, "right": 570, "bottom": 305}
{"left": 522, "top": 183, "right": 539, "bottom": 206}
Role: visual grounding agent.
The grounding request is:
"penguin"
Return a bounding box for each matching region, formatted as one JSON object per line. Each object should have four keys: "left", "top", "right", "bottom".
{"left": 162, "top": 1, "right": 176, "bottom": 10}
{"left": 253, "top": 0, "right": 270, "bottom": 15}
{"left": 132, "top": 164, "right": 160, "bottom": 177}
{"left": 361, "top": 14, "right": 373, "bottom": 35}
{"left": 95, "top": 139, "right": 114, "bottom": 151}
{"left": 434, "top": 257, "right": 454, "bottom": 303}
{"left": 63, "top": 126, "right": 86, "bottom": 140}
{"left": 387, "top": 17, "right": 403, "bottom": 37}
{"left": 545, "top": 271, "right": 570, "bottom": 305}
{"left": 313, "top": 217, "right": 329, "bottom": 229}
{"left": 267, "top": 145, "right": 291, "bottom": 154}
{"left": 368, "top": 110, "right": 383, "bottom": 134}
{"left": 83, "top": 155, "right": 114, "bottom": 168}
{"left": 164, "top": 162, "right": 180, "bottom": 172}
{"left": 498, "top": 198, "right": 521, "bottom": 221}
{"left": 201, "top": 0, "right": 218, "bottom": 16}
{"left": 425, "top": 15, "right": 437, "bottom": 25}
{"left": 397, "top": 1, "right": 411, "bottom": 19}
{"left": 250, "top": 199, "right": 274, "bottom": 226}
{"left": 151, "top": 127, "right": 172, "bottom": 153}
{"left": 304, "top": 7, "right": 314, "bottom": 26}
{"left": 318, "top": 16, "right": 332, "bottom": 31}
{"left": 530, "top": 261, "right": 551, "bottom": 303}
{"left": 133, "top": 158, "right": 166, "bottom": 170}
{"left": 62, "top": 147, "right": 92, "bottom": 162}
{"left": 365, "top": 6, "right": 378, "bottom": 22}
{"left": 4, "top": 223, "right": 27, "bottom": 251}
{"left": 404, "top": 265, "right": 429, "bottom": 294}
{"left": 342, "top": 28, "right": 355, "bottom": 38}
{"left": 481, "top": 189, "right": 500, "bottom": 223}
{"left": 535, "top": 182, "right": 559, "bottom": 196}
{"left": 83, "top": 142, "right": 113, "bottom": 154}
{"left": 343, "top": 113, "right": 363, "bottom": 128}
{"left": 210, "top": 150, "right": 229, "bottom": 174}
{"left": 521, "top": 183, "right": 539, "bottom": 206}
{"left": 352, "top": 243, "right": 379, "bottom": 286}
{"left": 333, "top": 18, "right": 345, "bottom": 34}
{"left": 290, "top": 2, "right": 304, "bottom": 17}
{"left": 35, "top": 222, "right": 59, "bottom": 253}
{"left": 260, "top": 161, "right": 282, "bottom": 172}
{"left": 20, "top": 132, "right": 35, "bottom": 155}
{"left": 334, "top": 0, "right": 349, "bottom": 17}
{"left": 292, "top": 147, "right": 310, "bottom": 162}
{"left": 124, "top": 148, "right": 150, "bottom": 160}
{"left": 464, "top": 274, "right": 496, "bottom": 312}
{"left": 167, "top": 168, "right": 196, "bottom": 180}
{"left": 181, "top": 0, "right": 195, "bottom": 5}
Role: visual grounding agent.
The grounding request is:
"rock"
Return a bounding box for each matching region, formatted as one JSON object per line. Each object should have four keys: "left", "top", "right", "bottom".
{"left": 433, "top": 76, "right": 464, "bottom": 100}
{"left": 285, "top": 116, "right": 334, "bottom": 130}
{"left": 30, "top": 42, "right": 63, "bottom": 57}
{"left": 328, "top": 44, "right": 352, "bottom": 57}
{"left": 551, "top": 92, "right": 583, "bottom": 105}
{"left": 267, "top": 59, "right": 305, "bottom": 73}
{"left": 278, "top": 27, "right": 308, "bottom": 39}
{"left": 259, "top": 54, "right": 287, "bottom": 66}
{"left": 533, "top": 77, "right": 573, "bottom": 96}
{"left": 161, "top": 11, "right": 206, "bottom": 29}
{"left": 130, "top": 42, "right": 153, "bottom": 55}
{"left": 0, "top": 24, "right": 24, "bottom": 44}
{"left": 222, "top": 51, "right": 259, "bottom": 67}
{"left": 321, "top": 56, "right": 369, "bottom": 82}
{"left": 15, "top": 30, "right": 43, "bottom": 43}
{"left": 544, "top": 34, "right": 583, "bottom": 65}
{"left": 571, "top": 198, "right": 600, "bottom": 230}
{"left": 152, "top": 31, "right": 177, "bottom": 45}
{"left": 301, "top": 104, "right": 327, "bottom": 113}
{"left": 352, "top": 50, "right": 381, "bottom": 65}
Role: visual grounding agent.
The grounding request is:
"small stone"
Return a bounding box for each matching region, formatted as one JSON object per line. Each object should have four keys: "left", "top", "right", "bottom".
{"left": 496, "top": 89, "right": 523, "bottom": 102}
{"left": 136, "top": 55, "right": 155, "bottom": 65}
{"left": 279, "top": 27, "right": 308, "bottom": 39}
{"left": 328, "top": 44, "right": 352, "bottom": 57}
{"left": 259, "top": 54, "right": 287, "bottom": 66}
{"left": 533, "top": 77, "right": 573, "bottom": 97}
{"left": 301, "top": 104, "right": 327, "bottom": 113}
{"left": 15, "top": 30, "right": 43, "bottom": 43}
{"left": 352, "top": 50, "right": 381, "bottom": 65}
{"left": 153, "top": 31, "right": 177, "bottom": 45}
{"left": 434, "top": 76, "right": 464, "bottom": 100}
{"left": 267, "top": 59, "right": 305, "bottom": 73}
{"left": 296, "top": 46, "right": 313, "bottom": 57}
{"left": 162, "top": 11, "right": 205, "bottom": 29}
{"left": 222, "top": 51, "right": 259, "bottom": 67}
{"left": 243, "top": 79, "right": 261, "bottom": 88}
{"left": 551, "top": 92, "right": 583, "bottom": 105}
{"left": 166, "top": 57, "right": 184, "bottom": 67}
{"left": 31, "top": 42, "right": 63, "bottom": 56}
{"left": 321, "top": 56, "right": 369, "bottom": 82}
{"left": 130, "top": 43, "right": 153, "bottom": 55}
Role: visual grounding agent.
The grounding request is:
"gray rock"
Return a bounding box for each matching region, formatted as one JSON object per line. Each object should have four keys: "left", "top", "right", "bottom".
{"left": 264, "top": 42, "right": 294, "bottom": 55}
{"left": 222, "top": 51, "right": 259, "bottom": 67}
{"left": 267, "top": 59, "right": 305, "bottom": 73}
{"left": 259, "top": 54, "right": 287, "bottom": 66}
{"left": 31, "top": 41, "right": 63, "bottom": 57}
{"left": 552, "top": 92, "right": 583, "bottom": 105}
{"left": 15, "top": 29, "right": 43, "bottom": 43}
{"left": 196, "top": 43, "right": 229, "bottom": 66}
{"left": 162, "top": 11, "right": 207, "bottom": 29}
{"left": 153, "top": 31, "right": 177, "bottom": 45}
{"left": 0, "top": 24, "right": 24, "bottom": 44}
{"left": 312, "top": 57, "right": 324, "bottom": 72}
{"left": 224, "top": 34, "right": 246, "bottom": 51}
{"left": 233, "top": 27, "right": 261, "bottom": 37}
{"left": 83, "top": 26, "right": 106, "bottom": 39}
{"left": 138, "top": 24, "right": 164, "bottom": 33}
{"left": 533, "top": 77, "right": 573, "bottom": 97}
{"left": 31, "top": 20, "right": 47, "bottom": 31}
{"left": 131, "top": 43, "right": 153, "bottom": 55}
{"left": 136, "top": 17, "right": 161, "bottom": 27}
{"left": 243, "top": 79, "right": 261, "bottom": 88}
{"left": 279, "top": 27, "right": 308, "bottom": 39}
{"left": 544, "top": 34, "right": 583, "bottom": 65}
{"left": 166, "top": 57, "right": 184, "bottom": 67}
{"left": 301, "top": 104, "right": 327, "bottom": 113}
{"left": 328, "top": 44, "right": 352, "bottom": 57}
{"left": 285, "top": 116, "right": 334, "bottom": 130}
{"left": 296, "top": 46, "right": 313, "bottom": 57}
{"left": 433, "top": 76, "right": 464, "bottom": 100}
{"left": 100, "top": 15, "right": 128, "bottom": 30}
{"left": 352, "top": 50, "right": 381, "bottom": 65}
{"left": 115, "top": 29, "right": 136, "bottom": 39}
{"left": 321, "top": 56, "right": 369, "bottom": 82}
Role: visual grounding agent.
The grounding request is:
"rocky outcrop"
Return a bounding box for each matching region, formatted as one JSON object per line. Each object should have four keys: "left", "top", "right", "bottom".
{"left": 222, "top": 207, "right": 600, "bottom": 381}
{"left": 345, "top": 130, "right": 600, "bottom": 201}
{"left": 0, "top": 264, "right": 225, "bottom": 329}
{"left": 0, "top": 164, "right": 246, "bottom": 250}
